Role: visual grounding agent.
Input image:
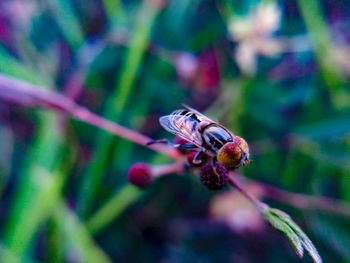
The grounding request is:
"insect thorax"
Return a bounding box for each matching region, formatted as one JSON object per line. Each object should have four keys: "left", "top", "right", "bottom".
{"left": 200, "top": 124, "right": 233, "bottom": 154}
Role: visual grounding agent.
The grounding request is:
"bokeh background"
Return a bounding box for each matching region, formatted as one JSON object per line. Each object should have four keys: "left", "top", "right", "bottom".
{"left": 0, "top": 0, "right": 350, "bottom": 262}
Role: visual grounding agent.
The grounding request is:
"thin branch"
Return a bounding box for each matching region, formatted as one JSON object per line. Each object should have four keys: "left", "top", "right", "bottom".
{"left": 232, "top": 172, "right": 350, "bottom": 218}
{"left": 259, "top": 181, "right": 350, "bottom": 217}
{"left": 228, "top": 173, "right": 268, "bottom": 213}
{"left": 0, "top": 73, "right": 182, "bottom": 160}
{"left": 151, "top": 162, "right": 185, "bottom": 177}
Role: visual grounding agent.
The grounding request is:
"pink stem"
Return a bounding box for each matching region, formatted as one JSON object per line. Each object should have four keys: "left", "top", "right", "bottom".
{"left": 0, "top": 73, "right": 182, "bottom": 160}
{"left": 258, "top": 181, "right": 350, "bottom": 217}
{"left": 71, "top": 107, "right": 182, "bottom": 160}
{"left": 151, "top": 162, "right": 184, "bottom": 177}
{"left": 228, "top": 172, "right": 267, "bottom": 212}
{"left": 232, "top": 172, "right": 350, "bottom": 217}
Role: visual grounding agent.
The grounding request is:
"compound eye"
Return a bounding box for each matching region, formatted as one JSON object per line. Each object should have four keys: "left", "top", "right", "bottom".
{"left": 217, "top": 142, "right": 242, "bottom": 169}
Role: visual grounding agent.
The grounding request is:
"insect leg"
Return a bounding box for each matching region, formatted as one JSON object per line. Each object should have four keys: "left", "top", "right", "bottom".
{"left": 177, "top": 144, "right": 198, "bottom": 149}
{"left": 147, "top": 139, "right": 198, "bottom": 150}
{"left": 147, "top": 139, "right": 169, "bottom": 146}
{"left": 192, "top": 151, "right": 205, "bottom": 165}
{"left": 211, "top": 157, "right": 221, "bottom": 179}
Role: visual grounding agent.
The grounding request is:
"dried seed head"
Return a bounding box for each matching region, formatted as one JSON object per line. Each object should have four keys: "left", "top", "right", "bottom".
{"left": 200, "top": 162, "right": 228, "bottom": 190}
{"left": 217, "top": 136, "right": 250, "bottom": 169}
{"left": 127, "top": 163, "right": 153, "bottom": 188}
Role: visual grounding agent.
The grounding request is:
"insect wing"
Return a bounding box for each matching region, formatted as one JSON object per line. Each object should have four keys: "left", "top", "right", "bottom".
{"left": 159, "top": 114, "right": 203, "bottom": 148}
{"left": 182, "top": 105, "right": 213, "bottom": 122}
{"left": 182, "top": 105, "right": 235, "bottom": 138}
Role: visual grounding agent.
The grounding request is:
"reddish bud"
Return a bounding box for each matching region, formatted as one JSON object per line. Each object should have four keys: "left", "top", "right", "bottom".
{"left": 200, "top": 162, "right": 228, "bottom": 190}
{"left": 127, "top": 163, "right": 153, "bottom": 188}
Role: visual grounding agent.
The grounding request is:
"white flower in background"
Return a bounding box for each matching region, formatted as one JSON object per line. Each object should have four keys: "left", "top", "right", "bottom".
{"left": 209, "top": 183, "right": 264, "bottom": 233}
{"left": 229, "top": 2, "right": 283, "bottom": 75}
{"left": 333, "top": 44, "right": 350, "bottom": 76}
{"left": 174, "top": 52, "right": 199, "bottom": 81}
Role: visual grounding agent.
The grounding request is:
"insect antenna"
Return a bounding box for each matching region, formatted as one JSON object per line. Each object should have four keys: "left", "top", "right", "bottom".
{"left": 147, "top": 139, "right": 198, "bottom": 150}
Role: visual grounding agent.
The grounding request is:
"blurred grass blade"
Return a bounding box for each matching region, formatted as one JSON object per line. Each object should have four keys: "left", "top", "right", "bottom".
{"left": 0, "top": 45, "right": 47, "bottom": 85}
{"left": 103, "top": 0, "right": 126, "bottom": 26}
{"left": 293, "top": 117, "right": 350, "bottom": 140}
{"left": 87, "top": 185, "right": 142, "bottom": 235}
{"left": 297, "top": 0, "right": 345, "bottom": 106}
{"left": 53, "top": 202, "right": 112, "bottom": 263}
{"left": 77, "top": 0, "right": 162, "bottom": 217}
{"left": 311, "top": 216, "right": 350, "bottom": 260}
{"left": 4, "top": 167, "right": 63, "bottom": 258}
{"left": 47, "top": 219, "right": 65, "bottom": 263}
{"left": 0, "top": 243, "right": 44, "bottom": 263}
{"left": 4, "top": 113, "right": 64, "bottom": 258}
{"left": 263, "top": 207, "right": 322, "bottom": 263}
{"left": 48, "top": 0, "right": 85, "bottom": 49}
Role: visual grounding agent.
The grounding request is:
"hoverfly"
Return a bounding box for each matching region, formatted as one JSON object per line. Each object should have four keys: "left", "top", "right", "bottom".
{"left": 148, "top": 106, "right": 251, "bottom": 170}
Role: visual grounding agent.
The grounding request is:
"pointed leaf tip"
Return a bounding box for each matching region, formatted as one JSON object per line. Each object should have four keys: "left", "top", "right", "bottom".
{"left": 263, "top": 207, "right": 322, "bottom": 263}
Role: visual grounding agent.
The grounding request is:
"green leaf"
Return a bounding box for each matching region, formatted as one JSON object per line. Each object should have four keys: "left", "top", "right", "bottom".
{"left": 263, "top": 207, "right": 322, "bottom": 263}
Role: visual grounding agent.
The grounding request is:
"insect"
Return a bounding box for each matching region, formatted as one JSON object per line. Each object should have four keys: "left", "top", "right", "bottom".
{"left": 148, "top": 106, "right": 251, "bottom": 170}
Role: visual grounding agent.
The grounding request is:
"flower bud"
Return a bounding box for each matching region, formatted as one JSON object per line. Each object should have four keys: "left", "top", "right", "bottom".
{"left": 200, "top": 162, "right": 228, "bottom": 190}
{"left": 127, "top": 163, "right": 153, "bottom": 188}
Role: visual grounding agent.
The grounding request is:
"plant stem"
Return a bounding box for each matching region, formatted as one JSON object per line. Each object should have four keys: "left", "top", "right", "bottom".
{"left": 258, "top": 181, "right": 350, "bottom": 217}
{"left": 72, "top": 108, "right": 181, "bottom": 160}
{"left": 234, "top": 172, "right": 350, "bottom": 218}
{"left": 228, "top": 173, "right": 267, "bottom": 213}
{"left": 0, "top": 73, "right": 182, "bottom": 161}
{"left": 151, "top": 162, "right": 185, "bottom": 177}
